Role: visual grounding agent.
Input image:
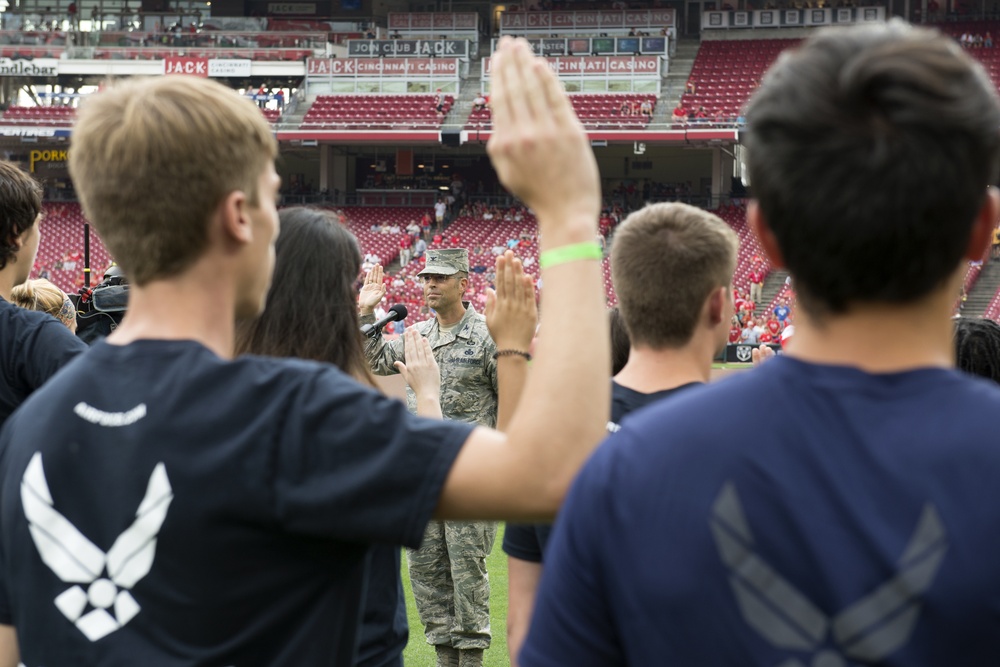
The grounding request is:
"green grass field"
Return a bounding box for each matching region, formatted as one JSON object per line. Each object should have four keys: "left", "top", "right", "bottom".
{"left": 401, "top": 524, "right": 511, "bottom": 667}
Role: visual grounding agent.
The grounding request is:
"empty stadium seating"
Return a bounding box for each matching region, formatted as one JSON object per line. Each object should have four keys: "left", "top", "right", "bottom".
{"left": 0, "top": 106, "right": 75, "bottom": 126}
{"left": 960, "top": 262, "right": 983, "bottom": 305}
{"left": 465, "top": 93, "right": 656, "bottom": 131}
{"left": 302, "top": 94, "right": 453, "bottom": 131}
{"left": 682, "top": 38, "right": 799, "bottom": 122}
{"left": 0, "top": 104, "right": 282, "bottom": 126}
{"left": 934, "top": 22, "right": 1000, "bottom": 92}
{"left": 340, "top": 206, "right": 425, "bottom": 269}
{"left": 713, "top": 203, "right": 770, "bottom": 300}
{"left": 33, "top": 203, "right": 113, "bottom": 294}
{"left": 984, "top": 285, "right": 1000, "bottom": 321}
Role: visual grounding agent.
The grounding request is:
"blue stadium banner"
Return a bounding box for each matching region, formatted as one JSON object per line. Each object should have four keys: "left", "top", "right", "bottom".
{"left": 341, "top": 0, "right": 360, "bottom": 9}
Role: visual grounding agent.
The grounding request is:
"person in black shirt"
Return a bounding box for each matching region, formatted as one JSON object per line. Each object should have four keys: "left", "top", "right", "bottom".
{"left": 0, "top": 161, "right": 86, "bottom": 429}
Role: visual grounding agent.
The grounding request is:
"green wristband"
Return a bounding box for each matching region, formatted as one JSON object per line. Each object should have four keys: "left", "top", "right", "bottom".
{"left": 539, "top": 241, "right": 603, "bottom": 269}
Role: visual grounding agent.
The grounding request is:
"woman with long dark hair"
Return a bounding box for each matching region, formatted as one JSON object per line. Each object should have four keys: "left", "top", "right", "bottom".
{"left": 235, "top": 207, "right": 431, "bottom": 667}
{"left": 235, "top": 207, "right": 376, "bottom": 387}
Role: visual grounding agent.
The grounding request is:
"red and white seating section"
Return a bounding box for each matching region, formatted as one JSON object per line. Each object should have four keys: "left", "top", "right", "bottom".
{"left": 32, "top": 203, "right": 113, "bottom": 293}
{"left": 466, "top": 93, "right": 656, "bottom": 131}
{"left": 0, "top": 106, "right": 76, "bottom": 126}
{"left": 302, "top": 95, "right": 453, "bottom": 131}
{"left": 682, "top": 39, "right": 799, "bottom": 122}
{"left": 0, "top": 104, "right": 282, "bottom": 126}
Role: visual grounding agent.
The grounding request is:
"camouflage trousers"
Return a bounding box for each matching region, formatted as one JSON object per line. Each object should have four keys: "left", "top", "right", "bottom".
{"left": 407, "top": 519, "right": 498, "bottom": 650}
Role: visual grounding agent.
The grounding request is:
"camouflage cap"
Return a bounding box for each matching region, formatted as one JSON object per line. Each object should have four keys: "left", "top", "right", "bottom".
{"left": 418, "top": 248, "right": 469, "bottom": 276}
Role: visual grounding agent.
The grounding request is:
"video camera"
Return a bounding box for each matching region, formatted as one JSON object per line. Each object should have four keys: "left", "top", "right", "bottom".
{"left": 76, "top": 265, "right": 129, "bottom": 345}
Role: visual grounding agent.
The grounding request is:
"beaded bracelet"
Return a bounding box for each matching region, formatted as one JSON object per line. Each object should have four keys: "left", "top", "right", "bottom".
{"left": 493, "top": 349, "right": 532, "bottom": 361}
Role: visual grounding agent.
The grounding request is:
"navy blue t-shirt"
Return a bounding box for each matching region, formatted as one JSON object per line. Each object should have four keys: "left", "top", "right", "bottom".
{"left": 0, "top": 298, "right": 87, "bottom": 428}
{"left": 523, "top": 357, "right": 1000, "bottom": 666}
{"left": 0, "top": 339, "right": 473, "bottom": 667}
{"left": 502, "top": 381, "right": 699, "bottom": 562}
{"left": 356, "top": 545, "right": 407, "bottom": 667}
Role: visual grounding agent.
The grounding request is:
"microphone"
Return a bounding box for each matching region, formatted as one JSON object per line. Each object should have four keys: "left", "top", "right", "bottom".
{"left": 361, "top": 304, "right": 408, "bottom": 338}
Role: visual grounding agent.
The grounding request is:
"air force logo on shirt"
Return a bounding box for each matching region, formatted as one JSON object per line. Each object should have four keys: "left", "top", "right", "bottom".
{"left": 21, "top": 452, "right": 173, "bottom": 641}
{"left": 710, "top": 482, "right": 947, "bottom": 667}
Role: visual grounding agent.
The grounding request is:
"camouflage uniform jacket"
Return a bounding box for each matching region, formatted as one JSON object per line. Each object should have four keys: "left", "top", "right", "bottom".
{"left": 361, "top": 304, "right": 498, "bottom": 428}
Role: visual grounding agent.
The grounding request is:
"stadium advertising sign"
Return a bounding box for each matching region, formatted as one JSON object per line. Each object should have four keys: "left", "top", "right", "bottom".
{"left": 725, "top": 344, "right": 780, "bottom": 363}
{"left": 540, "top": 38, "right": 566, "bottom": 56}
{"left": 307, "top": 57, "right": 459, "bottom": 76}
{"left": 348, "top": 40, "right": 469, "bottom": 58}
{"left": 505, "top": 36, "right": 668, "bottom": 56}
{"left": 706, "top": 6, "right": 885, "bottom": 29}
{"left": 388, "top": 13, "right": 478, "bottom": 30}
{"left": 0, "top": 58, "right": 58, "bottom": 77}
{"left": 163, "top": 58, "right": 250, "bottom": 77}
{"left": 483, "top": 55, "right": 660, "bottom": 77}
{"left": 501, "top": 9, "right": 675, "bottom": 30}
{"left": 0, "top": 127, "right": 62, "bottom": 138}
{"left": 208, "top": 59, "right": 252, "bottom": 77}
{"left": 267, "top": 3, "right": 317, "bottom": 14}
{"left": 29, "top": 148, "right": 67, "bottom": 173}
{"left": 163, "top": 57, "right": 209, "bottom": 77}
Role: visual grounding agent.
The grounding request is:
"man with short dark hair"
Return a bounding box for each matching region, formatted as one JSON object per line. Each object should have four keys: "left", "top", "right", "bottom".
{"left": 0, "top": 161, "right": 86, "bottom": 427}
{"left": 522, "top": 21, "right": 1000, "bottom": 666}
{"left": 504, "top": 202, "right": 738, "bottom": 665}
{"left": 954, "top": 316, "right": 1000, "bottom": 384}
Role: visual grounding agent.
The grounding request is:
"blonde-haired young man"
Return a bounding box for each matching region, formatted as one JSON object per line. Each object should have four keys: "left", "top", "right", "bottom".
{"left": 503, "top": 202, "right": 739, "bottom": 665}
{"left": 0, "top": 38, "right": 611, "bottom": 667}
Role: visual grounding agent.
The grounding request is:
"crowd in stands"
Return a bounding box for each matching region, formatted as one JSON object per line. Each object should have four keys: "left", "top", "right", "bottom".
{"left": 671, "top": 102, "right": 713, "bottom": 125}
{"left": 729, "top": 276, "right": 795, "bottom": 348}
{"left": 959, "top": 30, "right": 994, "bottom": 46}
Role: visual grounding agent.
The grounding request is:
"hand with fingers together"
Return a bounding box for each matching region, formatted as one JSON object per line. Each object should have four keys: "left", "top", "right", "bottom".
{"left": 358, "top": 264, "right": 387, "bottom": 316}
{"left": 486, "top": 250, "right": 538, "bottom": 354}
{"left": 751, "top": 344, "right": 776, "bottom": 367}
{"left": 393, "top": 328, "right": 442, "bottom": 418}
{"left": 486, "top": 37, "right": 600, "bottom": 229}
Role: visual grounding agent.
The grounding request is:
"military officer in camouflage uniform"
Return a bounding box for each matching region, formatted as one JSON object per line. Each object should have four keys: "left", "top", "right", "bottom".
{"left": 359, "top": 248, "right": 498, "bottom": 667}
